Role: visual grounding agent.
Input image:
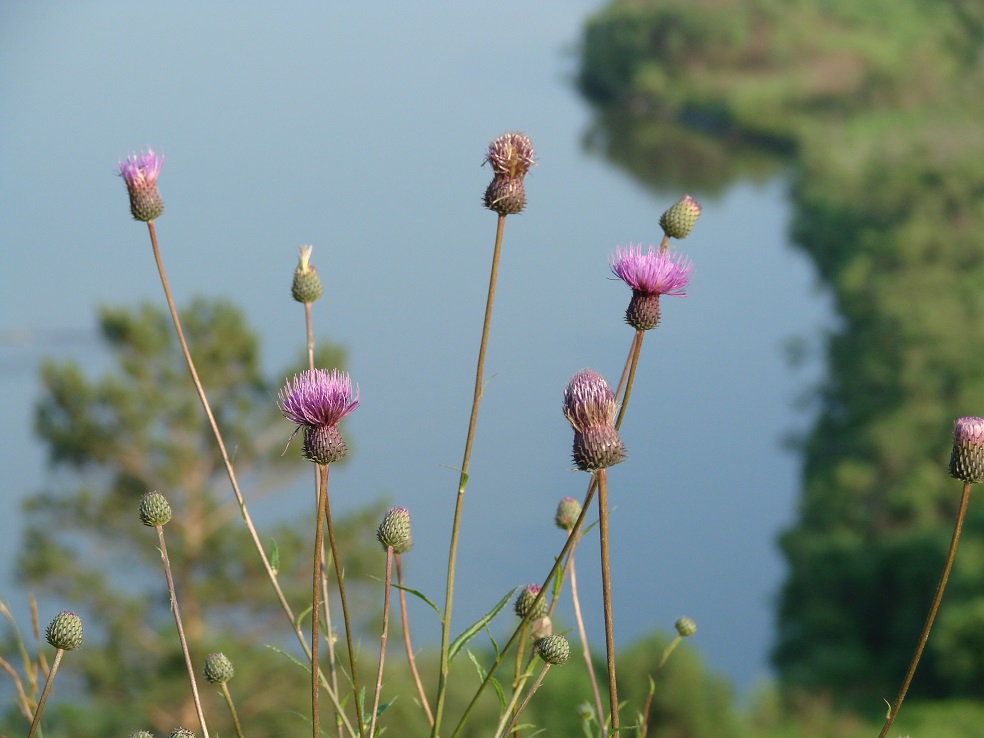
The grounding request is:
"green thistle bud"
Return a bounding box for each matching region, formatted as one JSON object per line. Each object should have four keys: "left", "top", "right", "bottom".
{"left": 535, "top": 634, "right": 571, "bottom": 665}
{"left": 949, "top": 416, "right": 984, "bottom": 484}
{"left": 167, "top": 730, "right": 196, "bottom": 738}
{"left": 376, "top": 506, "right": 413, "bottom": 554}
{"left": 675, "top": 616, "right": 697, "bottom": 637}
{"left": 555, "top": 497, "right": 582, "bottom": 531}
{"left": 139, "top": 490, "right": 172, "bottom": 527}
{"left": 203, "top": 652, "right": 235, "bottom": 684}
{"left": 514, "top": 584, "right": 548, "bottom": 621}
{"left": 659, "top": 195, "right": 701, "bottom": 240}
{"left": 127, "top": 731, "right": 155, "bottom": 738}
{"left": 45, "top": 611, "right": 83, "bottom": 651}
{"left": 291, "top": 245, "right": 323, "bottom": 303}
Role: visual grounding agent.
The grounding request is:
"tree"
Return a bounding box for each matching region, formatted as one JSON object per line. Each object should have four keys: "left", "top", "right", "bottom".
{"left": 8, "top": 298, "right": 383, "bottom": 737}
{"left": 577, "top": 0, "right": 984, "bottom": 704}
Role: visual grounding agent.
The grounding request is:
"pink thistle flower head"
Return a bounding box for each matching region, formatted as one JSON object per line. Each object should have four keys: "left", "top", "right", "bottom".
{"left": 949, "top": 416, "right": 984, "bottom": 484}
{"left": 278, "top": 369, "right": 359, "bottom": 464}
{"left": 610, "top": 245, "right": 693, "bottom": 297}
{"left": 118, "top": 148, "right": 165, "bottom": 221}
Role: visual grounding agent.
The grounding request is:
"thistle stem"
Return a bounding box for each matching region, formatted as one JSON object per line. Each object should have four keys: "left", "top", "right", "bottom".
{"left": 26, "top": 649, "right": 63, "bottom": 738}
{"left": 433, "top": 213, "right": 507, "bottom": 737}
{"left": 325, "top": 480, "right": 363, "bottom": 735}
{"left": 368, "top": 548, "right": 394, "bottom": 738}
{"left": 397, "top": 555, "right": 434, "bottom": 726}
{"left": 145, "top": 222, "right": 356, "bottom": 738}
{"left": 615, "top": 331, "right": 644, "bottom": 430}
{"left": 495, "top": 663, "right": 552, "bottom": 738}
{"left": 156, "top": 525, "right": 210, "bottom": 738}
{"left": 220, "top": 683, "right": 246, "bottom": 738}
{"left": 876, "top": 481, "right": 973, "bottom": 738}
{"left": 596, "top": 469, "right": 619, "bottom": 734}
{"left": 312, "top": 466, "right": 330, "bottom": 738}
{"left": 567, "top": 537, "right": 606, "bottom": 737}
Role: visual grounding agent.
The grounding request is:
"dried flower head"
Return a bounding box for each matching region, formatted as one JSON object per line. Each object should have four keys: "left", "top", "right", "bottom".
{"left": 292, "top": 245, "right": 323, "bottom": 303}
{"left": 484, "top": 132, "right": 535, "bottom": 179}
{"left": 376, "top": 506, "right": 413, "bottom": 554}
{"left": 484, "top": 176, "right": 526, "bottom": 215}
{"left": 118, "top": 148, "right": 165, "bottom": 221}
{"left": 203, "top": 652, "right": 235, "bottom": 684}
{"left": 563, "top": 370, "right": 625, "bottom": 471}
{"left": 949, "top": 416, "right": 984, "bottom": 484}
{"left": 278, "top": 369, "right": 359, "bottom": 464}
{"left": 45, "top": 611, "right": 83, "bottom": 651}
{"left": 659, "top": 194, "right": 702, "bottom": 239}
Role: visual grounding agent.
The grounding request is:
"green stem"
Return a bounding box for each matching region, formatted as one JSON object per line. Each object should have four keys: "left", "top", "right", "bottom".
{"left": 876, "top": 481, "right": 973, "bottom": 738}
{"left": 567, "top": 538, "right": 606, "bottom": 737}
{"left": 144, "top": 222, "right": 356, "bottom": 737}
{"left": 368, "top": 548, "right": 394, "bottom": 738}
{"left": 496, "top": 663, "right": 552, "bottom": 738}
{"left": 433, "top": 213, "right": 507, "bottom": 737}
{"left": 615, "top": 331, "right": 643, "bottom": 430}
{"left": 596, "top": 470, "right": 619, "bottom": 734}
{"left": 397, "top": 555, "right": 434, "bottom": 726}
{"left": 220, "top": 683, "right": 246, "bottom": 738}
{"left": 26, "top": 649, "right": 62, "bottom": 738}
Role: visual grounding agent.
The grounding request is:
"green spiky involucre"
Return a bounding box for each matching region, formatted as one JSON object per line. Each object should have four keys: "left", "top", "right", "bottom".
{"left": 139, "top": 490, "right": 172, "bottom": 527}
{"left": 659, "top": 195, "right": 701, "bottom": 239}
{"left": 376, "top": 507, "right": 413, "bottom": 553}
{"left": 536, "top": 634, "right": 571, "bottom": 665}
{"left": 45, "top": 611, "right": 83, "bottom": 650}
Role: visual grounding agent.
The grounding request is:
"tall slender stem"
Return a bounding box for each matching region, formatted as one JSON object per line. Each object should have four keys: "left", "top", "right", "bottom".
{"left": 325, "top": 480, "right": 363, "bottom": 735}
{"left": 220, "top": 683, "right": 246, "bottom": 738}
{"left": 495, "top": 663, "right": 552, "bottom": 738}
{"left": 397, "top": 555, "right": 434, "bottom": 726}
{"left": 877, "top": 481, "right": 973, "bottom": 738}
{"left": 368, "top": 549, "right": 394, "bottom": 738}
{"left": 157, "top": 526, "right": 210, "bottom": 738}
{"left": 615, "top": 331, "right": 643, "bottom": 430}
{"left": 596, "top": 470, "right": 619, "bottom": 734}
{"left": 568, "top": 539, "right": 606, "bottom": 736}
{"left": 144, "top": 222, "right": 356, "bottom": 737}
{"left": 433, "top": 213, "right": 507, "bottom": 737}
{"left": 312, "top": 466, "right": 330, "bottom": 738}
{"left": 27, "top": 649, "right": 63, "bottom": 738}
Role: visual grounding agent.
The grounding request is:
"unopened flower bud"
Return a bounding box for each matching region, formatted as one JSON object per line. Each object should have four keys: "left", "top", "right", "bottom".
{"left": 377, "top": 506, "right": 413, "bottom": 554}
{"left": 139, "top": 490, "right": 172, "bottom": 527}
{"left": 118, "top": 149, "right": 165, "bottom": 222}
{"left": 949, "top": 416, "right": 984, "bottom": 483}
{"left": 659, "top": 195, "right": 701, "bottom": 239}
{"left": 127, "top": 731, "right": 155, "bottom": 738}
{"left": 572, "top": 425, "right": 626, "bottom": 472}
{"left": 203, "top": 652, "right": 235, "bottom": 684}
{"left": 514, "top": 584, "right": 548, "bottom": 621}
{"left": 675, "top": 616, "right": 697, "bottom": 637}
{"left": 536, "top": 634, "right": 571, "bottom": 665}
{"left": 291, "top": 245, "right": 323, "bottom": 303}
{"left": 45, "top": 611, "right": 83, "bottom": 651}
{"left": 167, "top": 730, "right": 196, "bottom": 738}
{"left": 555, "top": 497, "right": 582, "bottom": 531}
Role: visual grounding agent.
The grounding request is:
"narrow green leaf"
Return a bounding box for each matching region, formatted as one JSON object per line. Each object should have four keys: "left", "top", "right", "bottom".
{"left": 449, "top": 588, "right": 517, "bottom": 662}
{"left": 269, "top": 537, "right": 280, "bottom": 574}
{"left": 391, "top": 583, "right": 443, "bottom": 620}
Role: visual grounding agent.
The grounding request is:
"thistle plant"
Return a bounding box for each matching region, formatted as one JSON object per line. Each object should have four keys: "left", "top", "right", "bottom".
{"left": 877, "top": 416, "right": 984, "bottom": 737}
{"left": 203, "top": 653, "right": 244, "bottom": 738}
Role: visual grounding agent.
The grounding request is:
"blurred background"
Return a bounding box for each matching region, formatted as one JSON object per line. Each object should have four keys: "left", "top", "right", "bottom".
{"left": 5, "top": 1, "right": 982, "bottom": 736}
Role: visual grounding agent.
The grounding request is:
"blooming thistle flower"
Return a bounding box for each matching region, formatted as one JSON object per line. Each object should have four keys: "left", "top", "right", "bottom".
{"left": 563, "top": 369, "right": 625, "bottom": 472}
{"left": 278, "top": 369, "right": 359, "bottom": 465}
{"left": 610, "top": 245, "right": 694, "bottom": 331}
{"left": 483, "top": 131, "right": 535, "bottom": 215}
{"left": 118, "top": 148, "right": 165, "bottom": 221}
{"left": 948, "top": 416, "right": 984, "bottom": 484}
{"left": 659, "top": 194, "right": 702, "bottom": 240}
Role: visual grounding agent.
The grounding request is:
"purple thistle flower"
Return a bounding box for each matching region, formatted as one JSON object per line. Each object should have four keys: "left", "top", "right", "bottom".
{"left": 278, "top": 369, "right": 359, "bottom": 464}
{"left": 118, "top": 148, "right": 165, "bottom": 221}
{"left": 949, "top": 416, "right": 984, "bottom": 483}
{"left": 610, "top": 244, "right": 693, "bottom": 297}
{"left": 279, "top": 369, "right": 359, "bottom": 428}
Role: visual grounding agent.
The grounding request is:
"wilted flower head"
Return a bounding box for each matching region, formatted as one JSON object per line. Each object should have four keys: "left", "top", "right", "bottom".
{"left": 484, "top": 132, "right": 535, "bottom": 179}
{"left": 659, "top": 194, "right": 702, "bottom": 239}
{"left": 563, "top": 370, "right": 625, "bottom": 471}
{"left": 949, "top": 416, "right": 984, "bottom": 484}
{"left": 118, "top": 148, "right": 165, "bottom": 221}
{"left": 278, "top": 369, "right": 359, "bottom": 464}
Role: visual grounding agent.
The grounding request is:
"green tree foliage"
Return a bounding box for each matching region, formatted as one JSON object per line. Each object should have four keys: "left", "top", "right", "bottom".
{"left": 8, "top": 298, "right": 386, "bottom": 737}
{"left": 578, "top": 0, "right": 984, "bottom": 705}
